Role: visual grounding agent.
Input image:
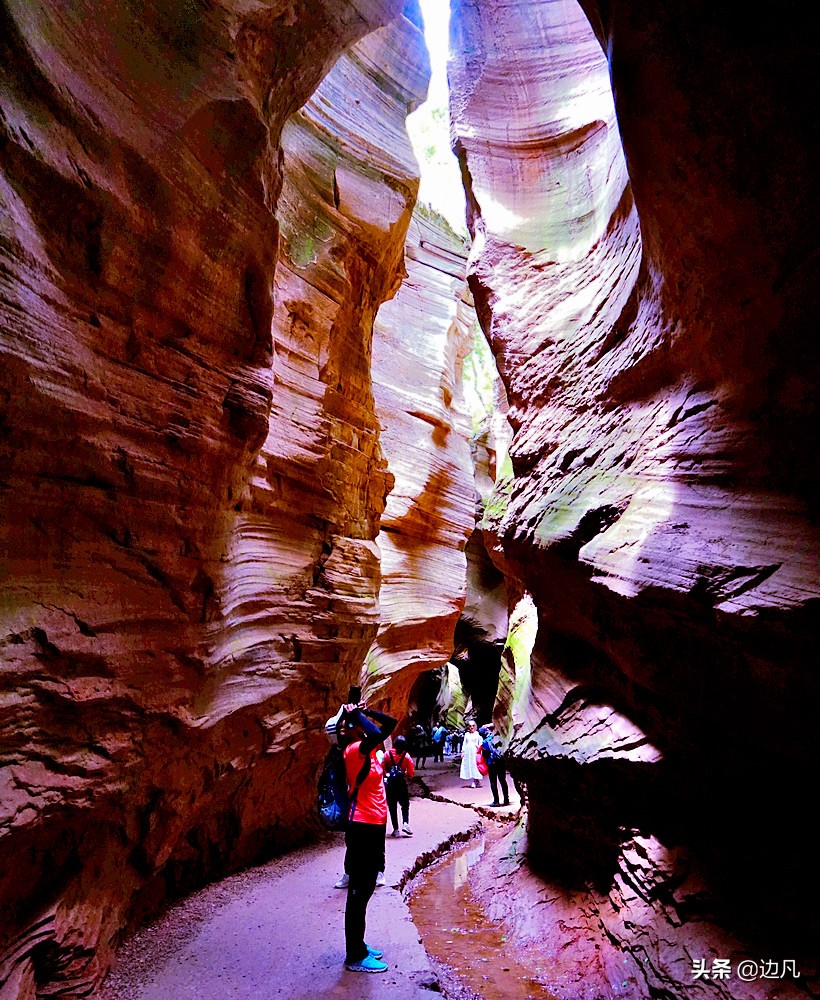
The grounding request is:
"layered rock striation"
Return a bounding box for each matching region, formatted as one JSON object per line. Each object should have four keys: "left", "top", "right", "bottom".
{"left": 0, "top": 2, "right": 440, "bottom": 994}
{"left": 451, "top": 0, "right": 819, "bottom": 995}
{"left": 3, "top": 0, "right": 817, "bottom": 995}
{"left": 364, "top": 208, "right": 476, "bottom": 712}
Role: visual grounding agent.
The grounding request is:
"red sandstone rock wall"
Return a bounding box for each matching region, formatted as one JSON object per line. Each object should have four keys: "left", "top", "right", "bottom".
{"left": 450, "top": 0, "right": 819, "bottom": 996}
{"left": 466, "top": 372, "right": 512, "bottom": 648}
{"left": 364, "top": 209, "right": 476, "bottom": 711}
{"left": 0, "top": 2, "right": 435, "bottom": 995}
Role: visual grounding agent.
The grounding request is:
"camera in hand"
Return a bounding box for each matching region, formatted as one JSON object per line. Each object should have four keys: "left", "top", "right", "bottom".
{"left": 347, "top": 685, "right": 362, "bottom": 705}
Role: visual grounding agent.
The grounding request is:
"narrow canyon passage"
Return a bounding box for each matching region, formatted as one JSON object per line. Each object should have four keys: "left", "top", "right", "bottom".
{"left": 97, "top": 766, "right": 527, "bottom": 1000}
{"left": 1, "top": 1, "right": 818, "bottom": 999}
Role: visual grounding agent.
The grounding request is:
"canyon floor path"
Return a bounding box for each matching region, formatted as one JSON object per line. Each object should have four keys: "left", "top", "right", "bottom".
{"left": 97, "top": 763, "right": 521, "bottom": 1000}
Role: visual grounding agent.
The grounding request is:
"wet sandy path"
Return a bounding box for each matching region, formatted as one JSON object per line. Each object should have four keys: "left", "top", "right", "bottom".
{"left": 97, "top": 762, "right": 519, "bottom": 1000}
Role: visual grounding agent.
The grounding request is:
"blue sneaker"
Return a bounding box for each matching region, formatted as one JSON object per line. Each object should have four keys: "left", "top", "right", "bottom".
{"left": 345, "top": 954, "right": 388, "bottom": 973}
{"left": 366, "top": 944, "right": 383, "bottom": 959}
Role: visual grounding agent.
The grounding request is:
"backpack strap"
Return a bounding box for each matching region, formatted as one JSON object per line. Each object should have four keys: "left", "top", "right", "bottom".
{"left": 347, "top": 751, "right": 372, "bottom": 823}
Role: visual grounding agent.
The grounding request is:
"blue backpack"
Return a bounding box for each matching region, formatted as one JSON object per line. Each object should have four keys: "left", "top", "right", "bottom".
{"left": 317, "top": 744, "right": 348, "bottom": 830}
{"left": 482, "top": 737, "right": 501, "bottom": 767}
{"left": 317, "top": 744, "right": 369, "bottom": 830}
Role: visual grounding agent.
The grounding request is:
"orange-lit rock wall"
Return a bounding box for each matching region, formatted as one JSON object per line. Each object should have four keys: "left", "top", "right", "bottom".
{"left": 0, "top": 2, "right": 434, "bottom": 994}
{"left": 364, "top": 210, "right": 476, "bottom": 712}
{"left": 3, "top": 0, "right": 817, "bottom": 994}
{"left": 450, "top": 0, "right": 819, "bottom": 996}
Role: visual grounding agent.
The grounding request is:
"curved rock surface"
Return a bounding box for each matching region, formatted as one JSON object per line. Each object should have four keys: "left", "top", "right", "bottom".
{"left": 0, "top": 2, "right": 439, "bottom": 995}
{"left": 466, "top": 371, "right": 512, "bottom": 648}
{"left": 364, "top": 209, "right": 476, "bottom": 712}
{"left": 450, "top": 0, "right": 819, "bottom": 995}
{"left": 2, "top": 0, "right": 818, "bottom": 996}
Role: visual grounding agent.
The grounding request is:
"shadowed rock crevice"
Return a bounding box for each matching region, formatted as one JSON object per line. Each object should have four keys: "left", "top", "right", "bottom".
{"left": 450, "top": 0, "right": 819, "bottom": 995}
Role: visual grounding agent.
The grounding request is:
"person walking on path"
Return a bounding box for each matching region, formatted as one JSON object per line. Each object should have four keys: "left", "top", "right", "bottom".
{"left": 336, "top": 700, "right": 397, "bottom": 973}
{"left": 409, "top": 723, "right": 426, "bottom": 758}
{"left": 459, "top": 720, "right": 483, "bottom": 787}
{"left": 431, "top": 722, "right": 447, "bottom": 762}
{"left": 415, "top": 725, "right": 432, "bottom": 768}
{"left": 479, "top": 726, "right": 510, "bottom": 806}
{"left": 383, "top": 735, "right": 415, "bottom": 837}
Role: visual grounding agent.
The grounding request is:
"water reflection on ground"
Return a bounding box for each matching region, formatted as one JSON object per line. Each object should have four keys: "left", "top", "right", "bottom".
{"left": 407, "top": 835, "right": 559, "bottom": 999}
{"left": 452, "top": 839, "right": 486, "bottom": 889}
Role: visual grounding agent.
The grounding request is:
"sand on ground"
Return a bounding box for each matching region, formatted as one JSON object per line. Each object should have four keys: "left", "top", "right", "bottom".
{"left": 96, "top": 759, "right": 521, "bottom": 1000}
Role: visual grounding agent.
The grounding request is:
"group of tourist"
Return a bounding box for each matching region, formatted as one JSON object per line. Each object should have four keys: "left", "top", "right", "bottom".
{"left": 407, "top": 721, "right": 448, "bottom": 763}
{"left": 458, "top": 719, "right": 511, "bottom": 806}
{"left": 325, "top": 696, "right": 512, "bottom": 974}
{"left": 409, "top": 719, "right": 504, "bottom": 765}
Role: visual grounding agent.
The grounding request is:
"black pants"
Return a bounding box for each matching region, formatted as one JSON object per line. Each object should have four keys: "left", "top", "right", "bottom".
{"left": 386, "top": 780, "right": 409, "bottom": 829}
{"left": 344, "top": 821, "right": 386, "bottom": 962}
{"left": 432, "top": 740, "right": 444, "bottom": 762}
{"left": 489, "top": 762, "right": 510, "bottom": 804}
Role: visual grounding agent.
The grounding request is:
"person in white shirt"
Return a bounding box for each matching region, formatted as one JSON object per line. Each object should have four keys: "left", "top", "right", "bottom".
{"left": 459, "top": 720, "right": 483, "bottom": 787}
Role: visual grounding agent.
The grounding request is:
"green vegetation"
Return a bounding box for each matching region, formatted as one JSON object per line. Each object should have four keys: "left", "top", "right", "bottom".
{"left": 288, "top": 233, "right": 317, "bottom": 268}
{"left": 407, "top": 96, "right": 468, "bottom": 238}
{"left": 460, "top": 321, "right": 515, "bottom": 526}
{"left": 282, "top": 216, "right": 333, "bottom": 269}
{"left": 414, "top": 200, "right": 468, "bottom": 246}
{"left": 503, "top": 594, "right": 539, "bottom": 720}
{"left": 462, "top": 321, "right": 495, "bottom": 433}
{"left": 364, "top": 645, "right": 381, "bottom": 676}
{"left": 480, "top": 453, "right": 514, "bottom": 528}
{"left": 441, "top": 662, "right": 468, "bottom": 727}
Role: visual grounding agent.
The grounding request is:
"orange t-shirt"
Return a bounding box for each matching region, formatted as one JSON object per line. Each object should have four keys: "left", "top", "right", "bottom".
{"left": 344, "top": 741, "right": 387, "bottom": 825}
{"left": 383, "top": 748, "right": 415, "bottom": 779}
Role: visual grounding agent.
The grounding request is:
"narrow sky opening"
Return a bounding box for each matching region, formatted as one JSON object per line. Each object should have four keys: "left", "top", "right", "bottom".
{"left": 407, "top": 0, "right": 468, "bottom": 237}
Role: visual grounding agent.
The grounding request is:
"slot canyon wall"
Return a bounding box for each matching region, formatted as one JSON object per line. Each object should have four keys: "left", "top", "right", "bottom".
{"left": 0, "top": 2, "right": 479, "bottom": 995}
{"left": 2, "top": 0, "right": 818, "bottom": 997}
{"left": 364, "top": 209, "right": 476, "bottom": 711}
{"left": 450, "top": 0, "right": 819, "bottom": 997}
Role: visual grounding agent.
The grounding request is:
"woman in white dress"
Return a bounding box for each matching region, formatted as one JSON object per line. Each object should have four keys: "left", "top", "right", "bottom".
{"left": 459, "top": 720, "right": 483, "bottom": 787}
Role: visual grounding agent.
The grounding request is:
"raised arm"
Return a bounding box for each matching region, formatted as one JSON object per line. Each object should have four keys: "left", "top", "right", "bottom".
{"left": 346, "top": 704, "right": 397, "bottom": 756}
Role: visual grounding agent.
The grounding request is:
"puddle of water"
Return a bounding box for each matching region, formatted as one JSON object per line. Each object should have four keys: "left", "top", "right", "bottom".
{"left": 408, "top": 836, "right": 559, "bottom": 999}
